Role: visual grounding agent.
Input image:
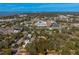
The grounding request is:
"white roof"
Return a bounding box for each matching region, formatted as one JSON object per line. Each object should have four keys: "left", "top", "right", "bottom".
{"left": 59, "top": 15, "right": 68, "bottom": 19}
{"left": 35, "top": 20, "right": 47, "bottom": 26}
{"left": 14, "top": 30, "right": 20, "bottom": 33}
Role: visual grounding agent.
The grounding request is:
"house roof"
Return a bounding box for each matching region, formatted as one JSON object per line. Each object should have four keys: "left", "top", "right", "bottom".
{"left": 35, "top": 20, "right": 47, "bottom": 26}
{"left": 51, "top": 22, "right": 60, "bottom": 27}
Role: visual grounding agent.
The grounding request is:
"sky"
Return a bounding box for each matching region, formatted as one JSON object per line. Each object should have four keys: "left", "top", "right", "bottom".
{"left": 0, "top": 3, "right": 79, "bottom": 12}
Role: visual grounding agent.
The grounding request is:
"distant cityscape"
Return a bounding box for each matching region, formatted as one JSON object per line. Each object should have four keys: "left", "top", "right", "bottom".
{"left": 0, "top": 12, "right": 79, "bottom": 55}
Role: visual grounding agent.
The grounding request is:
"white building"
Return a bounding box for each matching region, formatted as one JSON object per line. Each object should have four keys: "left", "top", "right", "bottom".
{"left": 19, "top": 14, "right": 27, "bottom": 17}
{"left": 35, "top": 20, "right": 47, "bottom": 27}
{"left": 13, "top": 29, "right": 20, "bottom": 33}
{"left": 27, "top": 34, "right": 32, "bottom": 38}
{"left": 59, "top": 15, "right": 68, "bottom": 19}
{"left": 71, "top": 23, "right": 79, "bottom": 27}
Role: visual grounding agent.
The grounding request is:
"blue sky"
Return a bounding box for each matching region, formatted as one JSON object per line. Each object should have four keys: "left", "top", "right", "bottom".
{"left": 0, "top": 3, "right": 79, "bottom": 12}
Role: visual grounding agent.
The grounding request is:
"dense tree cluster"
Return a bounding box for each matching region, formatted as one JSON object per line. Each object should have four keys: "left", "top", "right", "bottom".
{"left": 26, "top": 28, "right": 79, "bottom": 55}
